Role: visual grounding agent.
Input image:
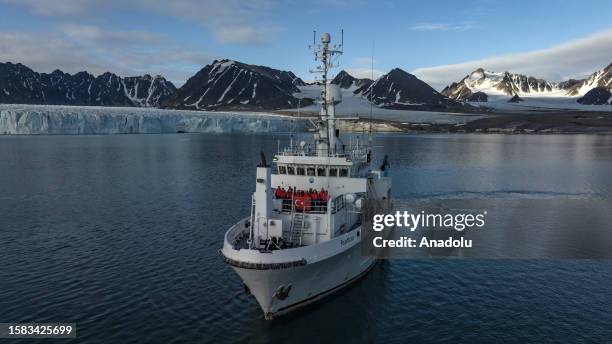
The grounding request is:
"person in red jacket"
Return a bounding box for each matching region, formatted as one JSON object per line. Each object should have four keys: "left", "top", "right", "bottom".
{"left": 319, "top": 188, "right": 328, "bottom": 211}
{"left": 283, "top": 187, "right": 292, "bottom": 211}
{"left": 304, "top": 193, "right": 312, "bottom": 212}
{"left": 311, "top": 189, "right": 319, "bottom": 211}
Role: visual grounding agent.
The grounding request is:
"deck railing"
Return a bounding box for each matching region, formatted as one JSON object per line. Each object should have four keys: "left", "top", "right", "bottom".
{"left": 274, "top": 197, "right": 328, "bottom": 214}
{"left": 276, "top": 144, "right": 368, "bottom": 160}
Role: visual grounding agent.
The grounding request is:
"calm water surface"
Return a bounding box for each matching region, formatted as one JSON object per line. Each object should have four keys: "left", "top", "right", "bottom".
{"left": 1, "top": 133, "right": 611, "bottom": 343}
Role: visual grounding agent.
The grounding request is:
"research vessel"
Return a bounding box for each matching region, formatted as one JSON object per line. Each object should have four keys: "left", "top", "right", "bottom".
{"left": 221, "top": 32, "right": 392, "bottom": 319}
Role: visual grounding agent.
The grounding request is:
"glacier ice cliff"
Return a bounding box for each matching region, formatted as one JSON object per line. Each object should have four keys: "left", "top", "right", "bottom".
{"left": 0, "top": 104, "right": 309, "bottom": 135}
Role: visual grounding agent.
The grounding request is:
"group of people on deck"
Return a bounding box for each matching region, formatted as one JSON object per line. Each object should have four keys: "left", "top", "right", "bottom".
{"left": 274, "top": 187, "right": 329, "bottom": 212}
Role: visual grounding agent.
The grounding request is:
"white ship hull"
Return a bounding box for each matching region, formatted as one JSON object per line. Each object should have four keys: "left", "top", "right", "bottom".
{"left": 231, "top": 235, "right": 375, "bottom": 319}
{"left": 221, "top": 218, "right": 384, "bottom": 319}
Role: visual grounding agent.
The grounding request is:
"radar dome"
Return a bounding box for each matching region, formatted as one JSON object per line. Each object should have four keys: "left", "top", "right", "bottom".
{"left": 321, "top": 33, "right": 330, "bottom": 43}
{"left": 355, "top": 198, "right": 363, "bottom": 210}
{"left": 344, "top": 193, "right": 356, "bottom": 203}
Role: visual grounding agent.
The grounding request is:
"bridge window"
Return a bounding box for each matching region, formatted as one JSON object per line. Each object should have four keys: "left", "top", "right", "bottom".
{"left": 297, "top": 167, "right": 305, "bottom": 176}
{"left": 307, "top": 167, "right": 315, "bottom": 176}
{"left": 317, "top": 167, "right": 326, "bottom": 176}
{"left": 339, "top": 168, "right": 348, "bottom": 177}
{"left": 287, "top": 166, "right": 295, "bottom": 175}
{"left": 278, "top": 165, "right": 286, "bottom": 174}
{"left": 329, "top": 168, "right": 338, "bottom": 177}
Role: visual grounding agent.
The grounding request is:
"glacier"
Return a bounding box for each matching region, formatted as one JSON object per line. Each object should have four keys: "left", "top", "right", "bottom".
{"left": 0, "top": 104, "right": 309, "bottom": 135}
{"left": 294, "top": 85, "right": 611, "bottom": 119}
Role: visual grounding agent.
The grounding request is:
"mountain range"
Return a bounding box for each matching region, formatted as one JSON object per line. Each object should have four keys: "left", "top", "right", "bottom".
{"left": 441, "top": 63, "right": 612, "bottom": 105}
{"left": 0, "top": 62, "right": 176, "bottom": 107}
{"left": 1, "top": 60, "right": 611, "bottom": 110}
{"left": 330, "top": 68, "right": 472, "bottom": 111}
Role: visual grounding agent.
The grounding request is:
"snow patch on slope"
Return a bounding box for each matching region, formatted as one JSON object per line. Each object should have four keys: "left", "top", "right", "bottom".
{"left": 293, "top": 85, "right": 487, "bottom": 124}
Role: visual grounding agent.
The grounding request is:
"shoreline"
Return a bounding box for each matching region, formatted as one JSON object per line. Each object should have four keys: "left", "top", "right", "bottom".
{"left": 275, "top": 109, "right": 612, "bottom": 134}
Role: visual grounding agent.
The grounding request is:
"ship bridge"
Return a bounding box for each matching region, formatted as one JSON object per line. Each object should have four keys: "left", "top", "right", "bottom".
{"left": 274, "top": 141, "right": 370, "bottom": 176}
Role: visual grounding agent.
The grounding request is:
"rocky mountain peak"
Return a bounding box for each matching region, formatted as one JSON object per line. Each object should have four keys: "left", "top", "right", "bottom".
{"left": 331, "top": 70, "right": 372, "bottom": 90}
{"left": 163, "top": 58, "right": 309, "bottom": 110}
{"left": 358, "top": 68, "right": 468, "bottom": 111}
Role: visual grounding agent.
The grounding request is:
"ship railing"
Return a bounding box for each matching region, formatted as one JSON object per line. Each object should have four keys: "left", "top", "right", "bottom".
{"left": 227, "top": 217, "right": 251, "bottom": 250}
{"left": 276, "top": 144, "right": 369, "bottom": 159}
{"left": 330, "top": 194, "right": 345, "bottom": 214}
{"left": 273, "top": 197, "right": 328, "bottom": 214}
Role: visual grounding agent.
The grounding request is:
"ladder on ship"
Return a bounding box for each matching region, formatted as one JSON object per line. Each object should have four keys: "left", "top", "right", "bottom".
{"left": 288, "top": 194, "right": 306, "bottom": 247}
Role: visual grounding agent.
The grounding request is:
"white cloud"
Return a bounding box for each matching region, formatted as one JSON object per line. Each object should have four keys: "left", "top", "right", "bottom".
{"left": 0, "top": 31, "right": 105, "bottom": 73}
{"left": 60, "top": 24, "right": 168, "bottom": 46}
{"left": 0, "top": 26, "right": 214, "bottom": 84}
{"left": 354, "top": 57, "right": 376, "bottom": 66}
{"left": 213, "top": 26, "right": 281, "bottom": 44}
{"left": 141, "top": 0, "right": 278, "bottom": 45}
{"left": 413, "top": 28, "right": 612, "bottom": 90}
{"left": 0, "top": 0, "right": 103, "bottom": 15}
{"left": 1, "top": 0, "right": 280, "bottom": 45}
{"left": 0, "top": 0, "right": 281, "bottom": 83}
{"left": 410, "top": 22, "right": 479, "bottom": 31}
{"left": 313, "top": 0, "right": 366, "bottom": 6}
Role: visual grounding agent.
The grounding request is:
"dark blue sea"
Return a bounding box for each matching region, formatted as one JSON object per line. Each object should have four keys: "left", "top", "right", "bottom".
{"left": 1, "top": 133, "right": 611, "bottom": 343}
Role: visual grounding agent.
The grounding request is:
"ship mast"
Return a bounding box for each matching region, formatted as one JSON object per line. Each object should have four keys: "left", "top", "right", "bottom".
{"left": 312, "top": 31, "right": 343, "bottom": 157}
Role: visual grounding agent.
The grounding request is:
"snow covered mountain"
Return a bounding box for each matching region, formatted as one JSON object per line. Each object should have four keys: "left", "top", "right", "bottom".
{"left": 562, "top": 63, "right": 612, "bottom": 97}
{"left": 356, "top": 68, "right": 468, "bottom": 111}
{"left": 441, "top": 62, "right": 612, "bottom": 104}
{"left": 441, "top": 68, "right": 556, "bottom": 100}
{"left": 164, "top": 59, "right": 310, "bottom": 111}
{"left": 331, "top": 70, "right": 372, "bottom": 90}
{"left": 0, "top": 62, "right": 176, "bottom": 107}
{"left": 120, "top": 74, "right": 177, "bottom": 107}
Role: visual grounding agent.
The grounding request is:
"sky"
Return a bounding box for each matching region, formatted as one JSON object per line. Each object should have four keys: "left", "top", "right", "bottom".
{"left": 0, "top": 0, "right": 611, "bottom": 89}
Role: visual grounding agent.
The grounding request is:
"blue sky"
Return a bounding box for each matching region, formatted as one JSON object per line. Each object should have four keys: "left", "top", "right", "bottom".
{"left": 0, "top": 0, "right": 611, "bottom": 89}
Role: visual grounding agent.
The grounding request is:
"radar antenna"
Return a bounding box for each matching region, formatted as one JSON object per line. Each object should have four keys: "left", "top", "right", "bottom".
{"left": 308, "top": 31, "right": 345, "bottom": 157}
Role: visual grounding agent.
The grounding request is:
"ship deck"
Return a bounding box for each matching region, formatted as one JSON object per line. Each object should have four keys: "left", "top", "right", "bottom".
{"left": 227, "top": 216, "right": 362, "bottom": 252}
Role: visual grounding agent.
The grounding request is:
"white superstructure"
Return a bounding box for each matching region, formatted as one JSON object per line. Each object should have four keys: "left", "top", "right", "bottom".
{"left": 221, "top": 32, "right": 392, "bottom": 319}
